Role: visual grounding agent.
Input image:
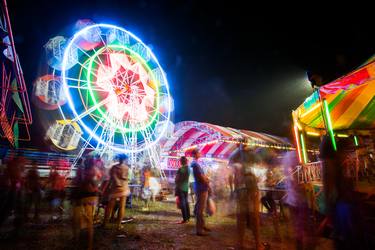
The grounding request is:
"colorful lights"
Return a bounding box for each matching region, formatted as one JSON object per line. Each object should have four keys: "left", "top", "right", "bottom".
{"left": 322, "top": 99, "right": 337, "bottom": 151}
{"left": 293, "top": 124, "right": 303, "bottom": 163}
{"left": 61, "top": 23, "right": 171, "bottom": 153}
{"left": 354, "top": 135, "right": 359, "bottom": 146}
{"left": 306, "top": 131, "right": 320, "bottom": 137}
{"left": 337, "top": 134, "right": 349, "bottom": 138}
{"left": 301, "top": 103, "right": 321, "bottom": 118}
{"left": 300, "top": 133, "right": 308, "bottom": 164}
{"left": 168, "top": 138, "right": 294, "bottom": 155}
{"left": 85, "top": 44, "right": 159, "bottom": 133}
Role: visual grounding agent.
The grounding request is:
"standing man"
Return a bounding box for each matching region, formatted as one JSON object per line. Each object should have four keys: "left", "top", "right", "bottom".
{"left": 190, "top": 149, "right": 210, "bottom": 236}
{"left": 103, "top": 154, "right": 130, "bottom": 230}
{"left": 229, "top": 139, "right": 262, "bottom": 250}
{"left": 175, "top": 156, "right": 190, "bottom": 223}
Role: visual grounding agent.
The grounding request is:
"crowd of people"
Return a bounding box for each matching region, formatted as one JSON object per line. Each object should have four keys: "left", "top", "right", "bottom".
{"left": 173, "top": 142, "right": 279, "bottom": 250}
{"left": 1, "top": 135, "right": 373, "bottom": 250}
{"left": 0, "top": 152, "right": 162, "bottom": 250}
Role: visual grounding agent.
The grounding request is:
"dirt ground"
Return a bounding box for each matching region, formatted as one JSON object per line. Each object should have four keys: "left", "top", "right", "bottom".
{"left": 0, "top": 196, "right": 334, "bottom": 250}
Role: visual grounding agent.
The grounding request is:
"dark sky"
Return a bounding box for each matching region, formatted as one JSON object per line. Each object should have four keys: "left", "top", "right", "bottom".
{"left": 8, "top": 0, "right": 375, "bottom": 141}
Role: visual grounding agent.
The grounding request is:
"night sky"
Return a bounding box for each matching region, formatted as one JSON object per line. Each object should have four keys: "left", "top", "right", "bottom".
{"left": 8, "top": 0, "right": 375, "bottom": 144}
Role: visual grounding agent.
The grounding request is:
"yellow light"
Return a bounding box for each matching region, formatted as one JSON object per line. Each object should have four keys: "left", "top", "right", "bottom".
{"left": 296, "top": 121, "right": 303, "bottom": 130}
{"left": 306, "top": 131, "right": 320, "bottom": 137}
{"left": 337, "top": 134, "right": 349, "bottom": 138}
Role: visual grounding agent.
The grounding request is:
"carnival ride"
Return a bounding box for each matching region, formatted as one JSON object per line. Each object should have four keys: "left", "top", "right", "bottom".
{"left": 0, "top": 0, "right": 32, "bottom": 148}
{"left": 33, "top": 21, "right": 173, "bottom": 174}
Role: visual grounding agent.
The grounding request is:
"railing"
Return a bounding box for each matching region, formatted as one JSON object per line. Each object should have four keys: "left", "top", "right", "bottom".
{"left": 297, "top": 161, "right": 323, "bottom": 183}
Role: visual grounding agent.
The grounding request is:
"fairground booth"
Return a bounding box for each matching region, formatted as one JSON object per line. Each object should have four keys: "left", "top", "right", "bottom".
{"left": 292, "top": 55, "right": 375, "bottom": 214}
{"left": 160, "top": 121, "right": 294, "bottom": 190}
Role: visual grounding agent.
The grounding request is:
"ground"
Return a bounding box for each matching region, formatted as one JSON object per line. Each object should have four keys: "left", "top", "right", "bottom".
{"left": 0, "top": 196, "right": 334, "bottom": 250}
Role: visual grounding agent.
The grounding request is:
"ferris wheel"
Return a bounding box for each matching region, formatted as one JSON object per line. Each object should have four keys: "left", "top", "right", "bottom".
{"left": 35, "top": 22, "right": 173, "bottom": 164}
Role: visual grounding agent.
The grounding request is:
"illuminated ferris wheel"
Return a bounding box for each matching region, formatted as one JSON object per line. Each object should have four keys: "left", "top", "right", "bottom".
{"left": 61, "top": 23, "right": 171, "bottom": 154}
{"left": 36, "top": 22, "right": 173, "bottom": 164}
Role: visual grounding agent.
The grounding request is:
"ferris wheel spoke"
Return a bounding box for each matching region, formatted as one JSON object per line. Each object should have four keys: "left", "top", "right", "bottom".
{"left": 73, "top": 43, "right": 107, "bottom": 71}
{"left": 157, "top": 112, "right": 170, "bottom": 121}
{"left": 72, "top": 96, "right": 111, "bottom": 122}
{"left": 69, "top": 58, "right": 103, "bottom": 84}
{"left": 73, "top": 45, "right": 116, "bottom": 90}
{"left": 65, "top": 77, "right": 89, "bottom": 85}
{"left": 139, "top": 127, "right": 153, "bottom": 148}
{"left": 90, "top": 46, "right": 113, "bottom": 76}
{"left": 142, "top": 105, "right": 167, "bottom": 121}
{"left": 119, "top": 122, "right": 130, "bottom": 148}
{"left": 68, "top": 84, "right": 109, "bottom": 92}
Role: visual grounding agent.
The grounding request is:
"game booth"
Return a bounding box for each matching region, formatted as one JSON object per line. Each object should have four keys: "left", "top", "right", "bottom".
{"left": 292, "top": 55, "right": 375, "bottom": 215}
{"left": 159, "top": 121, "right": 294, "bottom": 198}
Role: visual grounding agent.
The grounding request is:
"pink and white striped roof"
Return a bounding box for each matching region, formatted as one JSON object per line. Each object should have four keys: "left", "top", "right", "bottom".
{"left": 162, "top": 121, "right": 292, "bottom": 160}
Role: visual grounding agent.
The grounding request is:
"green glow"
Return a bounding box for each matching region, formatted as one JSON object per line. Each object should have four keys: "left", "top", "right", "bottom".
{"left": 300, "top": 133, "right": 308, "bottom": 164}
{"left": 86, "top": 44, "right": 160, "bottom": 133}
{"left": 323, "top": 99, "right": 337, "bottom": 151}
{"left": 354, "top": 135, "right": 359, "bottom": 146}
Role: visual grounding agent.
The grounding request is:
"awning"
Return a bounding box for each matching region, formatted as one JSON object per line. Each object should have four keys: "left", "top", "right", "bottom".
{"left": 293, "top": 55, "right": 375, "bottom": 133}
{"left": 161, "top": 121, "right": 292, "bottom": 161}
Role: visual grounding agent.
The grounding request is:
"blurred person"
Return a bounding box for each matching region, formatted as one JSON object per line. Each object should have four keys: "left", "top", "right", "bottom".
{"left": 229, "top": 139, "right": 263, "bottom": 250}
{"left": 228, "top": 166, "right": 235, "bottom": 199}
{"left": 188, "top": 164, "right": 196, "bottom": 204}
{"left": 191, "top": 149, "right": 211, "bottom": 236}
{"left": 320, "top": 136, "right": 367, "bottom": 250}
{"left": 260, "top": 168, "right": 281, "bottom": 240}
{"left": 25, "top": 160, "right": 42, "bottom": 222}
{"left": 0, "top": 154, "right": 25, "bottom": 231}
{"left": 93, "top": 155, "right": 108, "bottom": 223}
{"left": 149, "top": 172, "right": 161, "bottom": 203}
{"left": 71, "top": 157, "right": 102, "bottom": 250}
{"left": 175, "top": 156, "right": 190, "bottom": 223}
{"left": 47, "top": 165, "right": 66, "bottom": 221}
{"left": 141, "top": 166, "right": 152, "bottom": 211}
{"left": 103, "top": 154, "right": 130, "bottom": 230}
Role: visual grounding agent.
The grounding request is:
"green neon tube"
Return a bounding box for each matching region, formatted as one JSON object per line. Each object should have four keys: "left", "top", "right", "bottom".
{"left": 300, "top": 133, "right": 308, "bottom": 164}
{"left": 323, "top": 99, "right": 337, "bottom": 151}
{"left": 354, "top": 135, "right": 359, "bottom": 146}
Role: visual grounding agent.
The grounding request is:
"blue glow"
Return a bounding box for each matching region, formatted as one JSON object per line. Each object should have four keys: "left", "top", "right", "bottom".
{"left": 61, "top": 23, "right": 171, "bottom": 153}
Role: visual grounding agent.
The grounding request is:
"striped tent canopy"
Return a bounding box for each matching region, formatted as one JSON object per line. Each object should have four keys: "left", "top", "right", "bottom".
{"left": 293, "top": 56, "right": 375, "bottom": 133}
{"left": 161, "top": 121, "right": 292, "bottom": 163}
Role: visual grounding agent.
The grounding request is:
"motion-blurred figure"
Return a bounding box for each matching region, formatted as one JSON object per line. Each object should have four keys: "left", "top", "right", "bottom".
{"left": 103, "top": 154, "right": 130, "bottom": 230}
{"left": 25, "top": 160, "right": 41, "bottom": 222}
{"left": 260, "top": 168, "right": 281, "bottom": 240}
{"left": 72, "top": 156, "right": 102, "bottom": 250}
{"left": 320, "top": 136, "right": 367, "bottom": 250}
{"left": 47, "top": 165, "right": 66, "bottom": 221}
{"left": 229, "top": 139, "right": 262, "bottom": 250}
{"left": 141, "top": 166, "right": 152, "bottom": 211}
{"left": 191, "top": 149, "right": 211, "bottom": 236}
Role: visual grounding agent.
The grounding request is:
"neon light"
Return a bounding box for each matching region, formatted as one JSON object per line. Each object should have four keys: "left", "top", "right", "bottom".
{"left": 62, "top": 24, "right": 171, "bottom": 153}
{"left": 300, "top": 133, "right": 308, "bottom": 163}
{"left": 86, "top": 44, "right": 159, "bottom": 133}
{"left": 296, "top": 121, "right": 303, "bottom": 130}
{"left": 354, "top": 135, "right": 359, "bottom": 146}
{"left": 293, "top": 124, "right": 303, "bottom": 163}
{"left": 322, "top": 99, "right": 337, "bottom": 151}
{"left": 337, "top": 134, "right": 349, "bottom": 138}
{"left": 306, "top": 131, "right": 320, "bottom": 137}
